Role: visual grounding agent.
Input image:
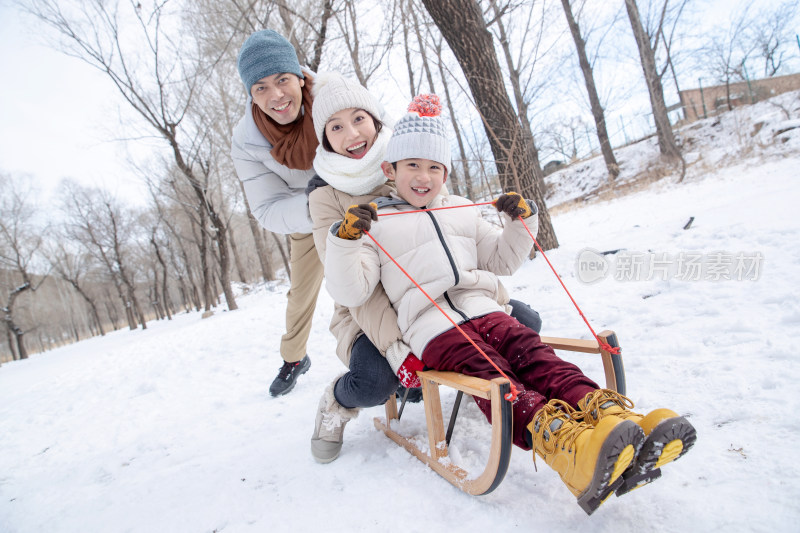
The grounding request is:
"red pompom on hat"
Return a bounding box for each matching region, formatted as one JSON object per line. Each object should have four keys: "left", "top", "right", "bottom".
{"left": 407, "top": 94, "right": 441, "bottom": 117}
{"left": 385, "top": 93, "right": 451, "bottom": 174}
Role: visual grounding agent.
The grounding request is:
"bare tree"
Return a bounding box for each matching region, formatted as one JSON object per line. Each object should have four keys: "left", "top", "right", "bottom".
{"left": 396, "top": 1, "right": 468, "bottom": 197}
{"left": 142, "top": 212, "right": 174, "bottom": 321}
{"left": 45, "top": 239, "right": 107, "bottom": 336}
{"left": 420, "top": 0, "right": 557, "bottom": 249}
{"left": 560, "top": 0, "right": 619, "bottom": 179}
{"left": 434, "top": 36, "right": 474, "bottom": 199}
{"left": 700, "top": 4, "right": 756, "bottom": 111}
{"left": 486, "top": 0, "right": 553, "bottom": 174}
{"left": 0, "top": 173, "right": 47, "bottom": 360}
{"left": 624, "top": 0, "right": 680, "bottom": 161}
{"left": 59, "top": 181, "right": 145, "bottom": 331}
{"left": 645, "top": 0, "right": 692, "bottom": 107}
{"left": 749, "top": 1, "right": 798, "bottom": 78}
{"left": 331, "top": 0, "right": 396, "bottom": 85}
{"left": 25, "top": 0, "right": 238, "bottom": 312}
{"left": 541, "top": 116, "right": 589, "bottom": 163}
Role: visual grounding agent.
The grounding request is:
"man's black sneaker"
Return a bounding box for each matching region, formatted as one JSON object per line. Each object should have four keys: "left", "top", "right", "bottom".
{"left": 269, "top": 355, "right": 311, "bottom": 397}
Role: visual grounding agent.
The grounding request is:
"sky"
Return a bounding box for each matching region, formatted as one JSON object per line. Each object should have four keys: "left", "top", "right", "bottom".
{"left": 1, "top": 89, "right": 799, "bottom": 531}
{"left": 0, "top": 0, "right": 795, "bottom": 209}
{"left": 0, "top": 1, "right": 147, "bottom": 206}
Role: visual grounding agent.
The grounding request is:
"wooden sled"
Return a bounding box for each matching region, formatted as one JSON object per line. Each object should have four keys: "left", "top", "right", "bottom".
{"left": 373, "top": 330, "right": 625, "bottom": 495}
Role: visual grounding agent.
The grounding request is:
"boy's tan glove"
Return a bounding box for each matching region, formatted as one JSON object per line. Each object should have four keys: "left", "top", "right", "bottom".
{"left": 493, "top": 192, "right": 535, "bottom": 220}
{"left": 337, "top": 203, "right": 378, "bottom": 240}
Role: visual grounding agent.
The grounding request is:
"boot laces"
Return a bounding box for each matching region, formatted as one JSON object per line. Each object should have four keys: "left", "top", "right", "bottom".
{"left": 532, "top": 400, "right": 591, "bottom": 469}
{"left": 580, "top": 389, "right": 635, "bottom": 421}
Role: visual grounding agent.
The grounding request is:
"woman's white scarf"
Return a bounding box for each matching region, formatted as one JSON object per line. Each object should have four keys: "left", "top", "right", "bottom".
{"left": 312, "top": 126, "right": 391, "bottom": 196}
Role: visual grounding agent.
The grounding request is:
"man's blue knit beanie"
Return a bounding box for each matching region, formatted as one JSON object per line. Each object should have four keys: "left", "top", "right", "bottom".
{"left": 237, "top": 29, "right": 304, "bottom": 94}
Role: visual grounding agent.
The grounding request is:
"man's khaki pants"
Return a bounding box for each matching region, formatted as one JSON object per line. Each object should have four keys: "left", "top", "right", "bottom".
{"left": 280, "top": 232, "right": 324, "bottom": 363}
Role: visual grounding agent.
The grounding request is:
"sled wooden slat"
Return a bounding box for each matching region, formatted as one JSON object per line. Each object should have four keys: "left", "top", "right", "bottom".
{"left": 413, "top": 370, "right": 494, "bottom": 399}
{"left": 539, "top": 336, "right": 600, "bottom": 353}
{"left": 374, "top": 375, "right": 512, "bottom": 496}
{"left": 541, "top": 330, "right": 625, "bottom": 394}
{"left": 373, "top": 330, "right": 625, "bottom": 495}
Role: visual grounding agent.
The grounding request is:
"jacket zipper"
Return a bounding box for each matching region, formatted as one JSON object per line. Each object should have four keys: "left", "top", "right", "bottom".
{"left": 425, "top": 210, "right": 469, "bottom": 322}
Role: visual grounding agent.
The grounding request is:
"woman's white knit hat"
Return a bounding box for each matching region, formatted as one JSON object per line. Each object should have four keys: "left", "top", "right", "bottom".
{"left": 384, "top": 94, "right": 451, "bottom": 174}
{"left": 311, "top": 72, "right": 382, "bottom": 142}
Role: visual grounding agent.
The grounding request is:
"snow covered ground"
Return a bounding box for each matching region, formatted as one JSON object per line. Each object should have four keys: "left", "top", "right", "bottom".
{"left": 2, "top": 95, "right": 800, "bottom": 532}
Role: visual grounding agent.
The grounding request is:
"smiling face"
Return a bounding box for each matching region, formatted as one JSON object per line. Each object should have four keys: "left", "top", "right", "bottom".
{"left": 323, "top": 108, "right": 378, "bottom": 159}
{"left": 250, "top": 72, "right": 305, "bottom": 125}
{"left": 382, "top": 158, "right": 447, "bottom": 207}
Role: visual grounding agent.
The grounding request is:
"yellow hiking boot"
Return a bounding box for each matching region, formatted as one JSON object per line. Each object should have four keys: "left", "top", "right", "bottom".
{"left": 528, "top": 399, "right": 644, "bottom": 515}
{"left": 578, "top": 389, "right": 698, "bottom": 495}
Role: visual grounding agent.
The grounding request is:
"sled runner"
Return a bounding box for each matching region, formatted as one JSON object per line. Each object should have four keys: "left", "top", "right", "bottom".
{"left": 373, "top": 330, "right": 625, "bottom": 495}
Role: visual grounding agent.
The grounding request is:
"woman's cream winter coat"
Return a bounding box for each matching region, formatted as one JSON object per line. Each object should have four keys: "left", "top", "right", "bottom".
{"left": 308, "top": 181, "right": 403, "bottom": 366}
{"left": 324, "top": 194, "right": 536, "bottom": 357}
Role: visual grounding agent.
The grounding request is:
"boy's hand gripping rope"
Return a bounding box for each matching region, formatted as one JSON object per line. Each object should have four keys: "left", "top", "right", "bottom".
{"left": 363, "top": 230, "right": 520, "bottom": 402}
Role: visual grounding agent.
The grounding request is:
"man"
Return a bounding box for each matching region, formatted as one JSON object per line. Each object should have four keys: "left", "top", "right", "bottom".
{"left": 231, "top": 29, "right": 321, "bottom": 396}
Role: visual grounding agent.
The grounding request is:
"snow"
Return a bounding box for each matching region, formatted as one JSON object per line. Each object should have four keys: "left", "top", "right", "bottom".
{"left": 2, "top": 92, "right": 800, "bottom": 532}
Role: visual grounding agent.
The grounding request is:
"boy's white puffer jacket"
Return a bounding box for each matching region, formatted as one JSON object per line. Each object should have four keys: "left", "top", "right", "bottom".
{"left": 324, "top": 194, "right": 536, "bottom": 356}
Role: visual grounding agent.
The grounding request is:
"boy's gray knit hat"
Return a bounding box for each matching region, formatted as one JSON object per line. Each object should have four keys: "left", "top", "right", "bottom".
{"left": 237, "top": 29, "right": 303, "bottom": 94}
{"left": 311, "top": 72, "right": 382, "bottom": 142}
{"left": 384, "top": 94, "right": 451, "bottom": 174}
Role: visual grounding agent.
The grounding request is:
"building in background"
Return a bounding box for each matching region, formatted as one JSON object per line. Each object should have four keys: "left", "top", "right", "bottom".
{"left": 679, "top": 72, "right": 800, "bottom": 122}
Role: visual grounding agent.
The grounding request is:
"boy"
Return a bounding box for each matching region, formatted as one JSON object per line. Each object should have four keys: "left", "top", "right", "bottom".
{"left": 323, "top": 95, "right": 696, "bottom": 514}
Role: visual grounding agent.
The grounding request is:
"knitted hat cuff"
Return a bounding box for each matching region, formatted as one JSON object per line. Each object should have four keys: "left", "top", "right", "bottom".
{"left": 384, "top": 131, "right": 451, "bottom": 173}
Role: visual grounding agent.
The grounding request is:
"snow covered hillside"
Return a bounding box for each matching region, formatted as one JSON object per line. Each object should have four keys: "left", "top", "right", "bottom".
{"left": 1, "top": 93, "right": 799, "bottom": 532}
{"left": 545, "top": 89, "right": 800, "bottom": 207}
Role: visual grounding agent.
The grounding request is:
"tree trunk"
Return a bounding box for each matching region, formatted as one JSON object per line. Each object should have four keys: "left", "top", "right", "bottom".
{"left": 561, "top": 0, "right": 620, "bottom": 180}
{"left": 198, "top": 207, "right": 214, "bottom": 311}
{"left": 3, "top": 282, "right": 32, "bottom": 359}
{"left": 6, "top": 327, "right": 18, "bottom": 361}
{"left": 273, "top": 232, "right": 291, "bottom": 279}
{"left": 103, "top": 288, "right": 121, "bottom": 330}
{"left": 211, "top": 212, "right": 239, "bottom": 311}
{"left": 309, "top": 0, "right": 334, "bottom": 73}
{"left": 412, "top": 12, "right": 465, "bottom": 198}
{"left": 624, "top": 0, "right": 680, "bottom": 160}
{"left": 435, "top": 39, "right": 473, "bottom": 199}
{"left": 238, "top": 180, "right": 275, "bottom": 282}
{"left": 151, "top": 235, "right": 173, "bottom": 320}
{"left": 420, "top": 0, "right": 557, "bottom": 249}
{"left": 67, "top": 280, "right": 105, "bottom": 336}
{"left": 228, "top": 224, "right": 248, "bottom": 285}
{"left": 400, "top": 0, "right": 417, "bottom": 96}
{"left": 489, "top": 0, "right": 550, "bottom": 181}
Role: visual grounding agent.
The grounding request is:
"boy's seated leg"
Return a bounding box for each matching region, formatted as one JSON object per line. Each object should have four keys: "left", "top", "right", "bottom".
{"left": 509, "top": 299, "right": 542, "bottom": 333}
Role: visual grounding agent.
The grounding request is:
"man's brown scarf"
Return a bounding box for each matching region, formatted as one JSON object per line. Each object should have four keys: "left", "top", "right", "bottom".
{"left": 251, "top": 76, "right": 318, "bottom": 170}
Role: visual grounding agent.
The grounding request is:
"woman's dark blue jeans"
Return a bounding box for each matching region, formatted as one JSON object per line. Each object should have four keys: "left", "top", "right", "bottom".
{"left": 333, "top": 299, "right": 542, "bottom": 409}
